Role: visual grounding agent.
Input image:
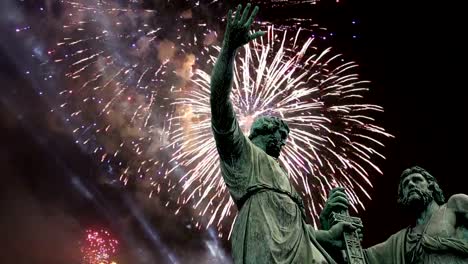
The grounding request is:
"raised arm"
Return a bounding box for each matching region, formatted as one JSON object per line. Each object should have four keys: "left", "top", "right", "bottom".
{"left": 210, "top": 4, "right": 265, "bottom": 158}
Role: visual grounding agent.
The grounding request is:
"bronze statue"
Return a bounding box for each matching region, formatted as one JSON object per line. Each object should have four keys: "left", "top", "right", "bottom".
{"left": 321, "top": 166, "right": 468, "bottom": 263}
{"left": 210, "top": 3, "right": 356, "bottom": 263}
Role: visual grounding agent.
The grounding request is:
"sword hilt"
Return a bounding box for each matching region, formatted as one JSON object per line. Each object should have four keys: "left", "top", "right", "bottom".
{"left": 331, "top": 211, "right": 366, "bottom": 264}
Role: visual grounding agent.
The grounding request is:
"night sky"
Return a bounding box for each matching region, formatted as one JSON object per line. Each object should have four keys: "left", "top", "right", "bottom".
{"left": 1, "top": 0, "right": 467, "bottom": 263}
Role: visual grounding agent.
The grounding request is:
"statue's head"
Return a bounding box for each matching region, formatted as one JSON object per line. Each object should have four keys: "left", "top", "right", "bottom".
{"left": 248, "top": 116, "right": 289, "bottom": 158}
{"left": 397, "top": 166, "right": 445, "bottom": 211}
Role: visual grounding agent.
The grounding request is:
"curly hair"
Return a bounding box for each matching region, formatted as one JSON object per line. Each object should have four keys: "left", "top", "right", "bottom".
{"left": 397, "top": 166, "right": 445, "bottom": 205}
{"left": 248, "top": 116, "right": 290, "bottom": 140}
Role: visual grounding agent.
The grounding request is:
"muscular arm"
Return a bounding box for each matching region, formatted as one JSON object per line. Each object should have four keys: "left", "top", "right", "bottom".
{"left": 210, "top": 46, "right": 237, "bottom": 133}
{"left": 309, "top": 222, "right": 361, "bottom": 263}
{"left": 313, "top": 229, "right": 346, "bottom": 263}
{"left": 210, "top": 43, "right": 246, "bottom": 161}
{"left": 447, "top": 193, "right": 468, "bottom": 224}
{"left": 209, "top": 4, "right": 264, "bottom": 160}
{"left": 364, "top": 231, "right": 406, "bottom": 264}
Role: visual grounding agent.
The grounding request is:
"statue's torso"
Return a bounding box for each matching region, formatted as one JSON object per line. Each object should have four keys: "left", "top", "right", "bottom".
{"left": 226, "top": 140, "right": 329, "bottom": 264}
{"left": 412, "top": 204, "right": 457, "bottom": 237}
{"left": 407, "top": 204, "right": 468, "bottom": 263}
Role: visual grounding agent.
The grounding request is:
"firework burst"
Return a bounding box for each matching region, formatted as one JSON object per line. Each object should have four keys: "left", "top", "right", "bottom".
{"left": 23, "top": 0, "right": 391, "bottom": 237}
{"left": 49, "top": 0, "right": 219, "bottom": 189}
{"left": 167, "top": 26, "right": 392, "bottom": 236}
{"left": 81, "top": 228, "right": 119, "bottom": 264}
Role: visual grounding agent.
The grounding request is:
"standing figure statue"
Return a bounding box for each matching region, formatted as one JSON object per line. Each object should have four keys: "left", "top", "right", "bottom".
{"left": 210, "top": 3, "right": 356, "bottom": 264}
{"left": 321, "top": 166, "right": 468, "bottom": 263}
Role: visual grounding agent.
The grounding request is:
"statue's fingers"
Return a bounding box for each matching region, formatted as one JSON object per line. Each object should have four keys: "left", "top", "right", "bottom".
{"left": 234, "top": 4, "right": 242, "bottom": 23}
{"left": 245, "top": 6, "right": 259, "bottom": 28}
{"left": 329, "top": 202, "right": 348, "bottom": 210}
{"left": 331, "top": 196, "right": 349, "bottom": 206}
{"left": 249, "top": 31, "right": 265, "bottom": 41}
{"left": 332, "top": 186, "right": 345, "bottom": 191}
{"left": 330, "top": 191, "right": 348, "bottom": 201}
{"left": 334, "top": 240, "right": 344, "bottom": 249}
{"left": 226, "top": 9, "right": 233, "bottom": 29}
{"left": 342, "top": 222, "right": 357, "bottom": 231}
{"left": 329, "top": 187, "right": 345, "bottom": 196}
{"left": 358, "top": 230, "right": 364, "bottom": 241}
{"left": 240, "top": 3, "right": 251, "bottom": 24}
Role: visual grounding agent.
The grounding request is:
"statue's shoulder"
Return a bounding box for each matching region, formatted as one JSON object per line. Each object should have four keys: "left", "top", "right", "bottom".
{"left": 382, "top": 228, "right": 407, "bottom": 242}
{"left": 392, "top": 228, "right": 408, "bottom": 238}
{"left": 447, "top": 193, "right": 468, "bottom": 212}
{"left": 368, "top": 228, "right": 408, "bottom": 250}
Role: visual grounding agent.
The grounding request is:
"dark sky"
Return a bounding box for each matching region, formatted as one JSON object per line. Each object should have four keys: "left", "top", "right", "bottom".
{"left": 1, "top": 0, "right": 467, "bottom": 263}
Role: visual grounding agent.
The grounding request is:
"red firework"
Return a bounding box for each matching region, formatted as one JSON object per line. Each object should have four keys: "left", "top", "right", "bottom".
{"left": 81, "top": 228, "right": 119, "bottom": 264}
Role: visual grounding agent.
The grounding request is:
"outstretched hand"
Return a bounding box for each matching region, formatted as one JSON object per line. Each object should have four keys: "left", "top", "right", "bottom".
{"left": 223, "top": 3, "right": 265, "bottom": 51}
{"left": 320, "top": 187, "right": 350, "bottom": 230}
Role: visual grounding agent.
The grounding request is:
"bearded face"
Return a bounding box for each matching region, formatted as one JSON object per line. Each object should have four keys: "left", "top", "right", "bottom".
{"left": 254, "top": 127, "right": 288, "bottom": 159}
{"left": 249, "top": 116, "right": 289, "bottom": 159}
{"left": 266, "top": 128, "right": 288, "bottom": 158}
{"left": 398, "top": 173, "right": 434, "bottom": 211}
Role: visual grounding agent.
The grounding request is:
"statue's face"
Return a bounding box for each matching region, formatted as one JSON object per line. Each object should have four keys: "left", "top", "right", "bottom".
{"left": 263, "top": 127, "right": 288, "bottom": 158}
{"left": 400, "top": 173, "right": 433, "bottom": 210}
{"left": 402, "top": 173, "right": 431, "bottom": 200}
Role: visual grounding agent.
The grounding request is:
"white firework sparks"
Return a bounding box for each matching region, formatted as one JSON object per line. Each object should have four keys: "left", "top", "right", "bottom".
{"left": 21, "top": 0, "right": 390, "bottom": 238}
{"left": 167, "top": 26, "right": 392, "bottom": 236}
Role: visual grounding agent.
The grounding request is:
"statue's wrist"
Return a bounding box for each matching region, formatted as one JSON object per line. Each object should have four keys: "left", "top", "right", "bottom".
{"left": 319, "top": 215, "right": 330, "bottom": 230}
{"left": 315, "top": 230, "right": 333, "bottom": 245}
{"left": 224, "top": 46, "right": 238, "bottom": 56}
{"left": 222, "top": 39, "right": 239, "bottom": 53}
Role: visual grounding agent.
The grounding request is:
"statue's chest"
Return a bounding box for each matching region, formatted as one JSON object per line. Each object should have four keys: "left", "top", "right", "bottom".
{"left": 269, "top": 159, "right": 301, "bottom": 197}
{"left": 420, "top": 207, "right": 457, "bottom": 237}
{"left": 273, "top": 162, "right": 288, "bottom": 183}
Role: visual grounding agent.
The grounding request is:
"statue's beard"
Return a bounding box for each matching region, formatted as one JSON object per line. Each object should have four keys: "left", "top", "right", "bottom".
{"left": 266, "top": 144, "right": 281, "bottom": 158}
{"left": 398, "top": 188, "right": 433, "bottom": 213}
{"left": 266, "top": 139, "right": 281, "bottom": 158}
